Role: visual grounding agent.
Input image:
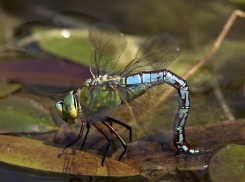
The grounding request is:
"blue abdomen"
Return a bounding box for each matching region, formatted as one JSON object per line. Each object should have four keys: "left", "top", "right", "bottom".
{"left": 124, "top": 70, "right": 167, "bottom": 86}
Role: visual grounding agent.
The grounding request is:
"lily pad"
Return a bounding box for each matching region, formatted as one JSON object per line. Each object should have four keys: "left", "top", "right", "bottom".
{"left": 0, "top": 95, "right": 58, "bottom": 133}
{"left": 32, "top": 27, "right": 140, "bottom": 72}
{"left": 0, "top": 60, "right": 91, "bottom": 88}
{"left": 0, "top": 82, "right": 22, "bottom": 98}
{"left": 209, "top": 144, "right": 245, "bottom": 182}
{"left": 0, "top": 135, "right": 139, "bottom": 177}
{"left": 33, "top": 28, "right": 92, "bottom": 66}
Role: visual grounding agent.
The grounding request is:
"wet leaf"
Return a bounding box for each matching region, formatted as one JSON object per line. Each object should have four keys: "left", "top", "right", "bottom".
{"left": 32, "top": 27, "right": 139, "bottom": 72}
{"left": 112, "top": 119, "right": 245, "bottom": 176}
{"left": 17, "top": 93, "right": 65, "bottom": 127}
{"left": 0, "top": 82, "right": 22, "bottom": 98}
{"left": 0, "top": 95, "right": 58, "bottom": 133}
{"left": 34, "top": 28, "right": 92, "bottom": 66}
{"left": 0, "top": 60, "right": 91, "bottom": 88}
{"left": 209, "top": 144, "right": 245, "bottom": 182}
{"left": 0, "top": 135, "right": 139, "bottom": 177}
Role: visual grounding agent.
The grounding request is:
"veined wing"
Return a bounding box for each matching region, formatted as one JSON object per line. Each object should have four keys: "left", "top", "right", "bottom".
{"left": 89, "top": 22, "right": 127, "bottom": 76}
{"left": 116, "top": 34, "right": 181, "bottom": 135}
{"left": 81, "top": 80, "right": 178, "bottom": 136}
{"left": 96, "top": 82, "right": 179, "bottom": 139}
{"left": 119, "top": 34, "right": 180, "bottom": 77}
{"left": 133, "top": 84, "right": 178, "bottom": 135}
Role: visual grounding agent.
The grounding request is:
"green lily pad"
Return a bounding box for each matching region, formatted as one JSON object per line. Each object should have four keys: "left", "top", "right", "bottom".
{"left": 32, "top": 27, "right": 139, "bottom": 72}
{"left": 0, "top": 95, "right": 58, "bottom": 133}
{"left": 209, "top": 144, "right": 245, "bottom": 182}
{"left": 0, "top": 135, "right": 139, "bottom": 177}
{"left": 34, "top": 27, "right": 92, "bottom": 66}
{"left": 0, "top": 82, "right": 22, "bottom": 98}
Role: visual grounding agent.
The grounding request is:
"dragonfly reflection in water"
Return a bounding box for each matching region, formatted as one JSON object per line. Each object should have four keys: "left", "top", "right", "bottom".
{"left": 55, "top": 22, "right": 199, "bottom": 166}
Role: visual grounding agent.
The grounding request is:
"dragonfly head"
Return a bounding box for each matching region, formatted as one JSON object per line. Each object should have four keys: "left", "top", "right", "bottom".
{"left": 55, "top": 90, "right": 81, "bottom": 124}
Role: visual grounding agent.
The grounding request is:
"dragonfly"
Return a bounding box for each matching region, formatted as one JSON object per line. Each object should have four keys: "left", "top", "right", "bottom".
{"left": 55, "top": 22, "right": 199, "bottom": 166}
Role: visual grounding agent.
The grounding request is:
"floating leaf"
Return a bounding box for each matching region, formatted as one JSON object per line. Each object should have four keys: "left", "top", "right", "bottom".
{"left": 33, "top": 28, "right": 91, "bottom": 66}
{"left": 0, "top": 82, "right": 22, "bottom": 98}
{"left": 32, "top": 27, "right": 139, "bottom": 72}
{"left": 209, "top": 144, "right": 245, "bottom": 182}
{"left": 17, "top": 92, "right": 65, "bottom": 127}
{"left": 0, "top": 60, "right": 91, "bottom": 88}
{"left": 0, "top": 135, "right": 139, "bottom": 177}
{"left": 0, "top": 95, "right": 58, "bottom": 133}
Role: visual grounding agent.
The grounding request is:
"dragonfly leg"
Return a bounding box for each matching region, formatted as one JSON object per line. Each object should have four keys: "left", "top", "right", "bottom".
{"left": 91, "top": 122, "right": 111, "bottom": 166}
{"left": 57, "top": 119, "right": 85, "bottom": 158}
{"left": 106, "top": 116, "right": 132, "bottom": 142}
{"left": 102, "top": 120, "right": 128, "bottom": 161}
{"left": 107, "top": 120, "right": 113, "bottom": 133}
{"left": 80, "top": 121, "right": 91, "bottom": 150}
{"left": 164, "top": 70, "right": 199, "bottom": 154}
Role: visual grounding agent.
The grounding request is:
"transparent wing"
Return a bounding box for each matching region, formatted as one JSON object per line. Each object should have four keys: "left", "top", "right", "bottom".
{"left": 119, "top": 34, "right": 180, "bottom": 77}
{"left": 89, "top": 22, "right": 127, "bottom": 76}
{"left": 123, "top": 84, "right": 179, "bottom": 136}
{"left": 81, "top": 81, "right": 179, "bottom": 138}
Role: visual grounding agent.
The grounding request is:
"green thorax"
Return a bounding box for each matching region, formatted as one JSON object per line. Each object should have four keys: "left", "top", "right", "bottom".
{"left": 77, "top": 76, "right": 121, "bottom": 113}
{"left": 77, "top": 75, "right": 146, "bottom": 113}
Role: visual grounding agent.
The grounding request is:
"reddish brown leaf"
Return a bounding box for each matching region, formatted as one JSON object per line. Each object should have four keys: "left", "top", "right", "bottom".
{"left": 0, "top": 60, "right": 91, "bottom": 88}
{"left": 112, "top": 119, "right": 245, "bottom": 176}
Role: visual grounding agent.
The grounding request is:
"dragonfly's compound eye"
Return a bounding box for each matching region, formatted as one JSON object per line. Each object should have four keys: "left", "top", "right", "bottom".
{"left": 55, "top": 91, "right": 78, "bottom": 125}
{"left": 55, "top": 91, "right": 79, "bottom": 124}
{"left": 64, "top": 92, "right": 78, "bottom": 115}
{"left": 55, "top": 101, "right": 65, "bottom": 120}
